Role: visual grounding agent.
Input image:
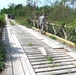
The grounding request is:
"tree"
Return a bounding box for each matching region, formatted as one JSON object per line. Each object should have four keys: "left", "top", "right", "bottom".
{"left": 46, "top": 0, "right": 52, "bottom": 6}
{"left": 60, "top": 0, "right": 70, "bottom": 7}
{"left": 27, "top": 0, "right": 33, "bottom": 6}
{"left": 8, "top": 3, "right": 16, "bottom": 14}
{"left": 71, "top": 0, "right": 76, "bottom": 9}
{"left": 14, "top": 4, "right": 23, "bottom": 16}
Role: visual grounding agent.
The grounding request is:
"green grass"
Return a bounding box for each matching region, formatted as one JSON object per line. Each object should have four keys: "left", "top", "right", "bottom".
{"left": 27, "top": 42, "right": 33, "bottom": 46}
{"left": 62, "top": 42, "right": 66, "bottom": 45}
{"left": 49, "top": 36, "right": 57, "bottom": 40}
{"left": 47, "top": 56, "right": 53, "bottom": 64}
{"left": 51, "top": 73, "right": 55, "bottom": 75}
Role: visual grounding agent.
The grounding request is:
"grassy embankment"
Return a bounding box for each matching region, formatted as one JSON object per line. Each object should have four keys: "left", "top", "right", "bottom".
{"left": 0, "top": 14, "right": 6, "bottom": 72}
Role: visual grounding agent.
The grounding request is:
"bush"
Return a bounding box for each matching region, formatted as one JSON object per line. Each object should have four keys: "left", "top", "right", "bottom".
{"left": 0, "top": 44, "right": 5, "bottom": 72}
{"left": 0, "top": 15, "right": 6, "bottom": 28}
{"left": 21, "top": 16, "right": 32, "bottom": 27}
{"left": 0, "top": 14, "right": 6, "bottom": 72}
{"left": 15, "top": 16, "right": 32, "bottom": 28}
{"left": 0, "top": 61, "right": 5, "bottom": 71}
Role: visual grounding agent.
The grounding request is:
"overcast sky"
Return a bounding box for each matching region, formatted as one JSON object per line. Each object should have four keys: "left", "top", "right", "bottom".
{"left": 0, "top": 0, "right": 27, "bottom": 10}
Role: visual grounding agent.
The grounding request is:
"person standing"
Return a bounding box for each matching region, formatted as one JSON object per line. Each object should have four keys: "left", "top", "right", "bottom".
{"left": 39, "top": 14, "right": 46, "bottom": 34}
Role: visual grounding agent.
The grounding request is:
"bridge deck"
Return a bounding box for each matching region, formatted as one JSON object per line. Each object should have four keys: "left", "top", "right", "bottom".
{"left": 1, "top": 16, "right": 76, "bottom": 75}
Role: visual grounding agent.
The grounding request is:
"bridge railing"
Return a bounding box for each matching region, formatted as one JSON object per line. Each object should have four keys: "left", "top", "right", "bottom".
{"left": 31, "top": 20, "right": 76, "bottom": 43}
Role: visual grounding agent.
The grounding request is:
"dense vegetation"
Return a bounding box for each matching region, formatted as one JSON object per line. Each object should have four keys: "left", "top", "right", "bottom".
{"left": 1, "top": 0, "right": 76, "bottom": 43}
{"left": 0, "top": 14, "right": 6, "bottom": 72}
{"left": 0, "top": 15, "right": 6, "bottom": 28}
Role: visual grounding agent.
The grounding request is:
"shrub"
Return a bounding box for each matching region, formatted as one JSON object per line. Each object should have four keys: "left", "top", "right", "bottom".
{"left": 16, "top": 16, "right": 32, "bottom": 28}
{"left": 22, "top": 16, "right": 32, "bottom": 28}
{"left": 0, "top": 15, "right": 6, "bottom": 28}
{"left": 0, "top": 14, "right": 6, "bottom": 72}
{"left": 0, "top": 44, "right": 5, "bottom": 72}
